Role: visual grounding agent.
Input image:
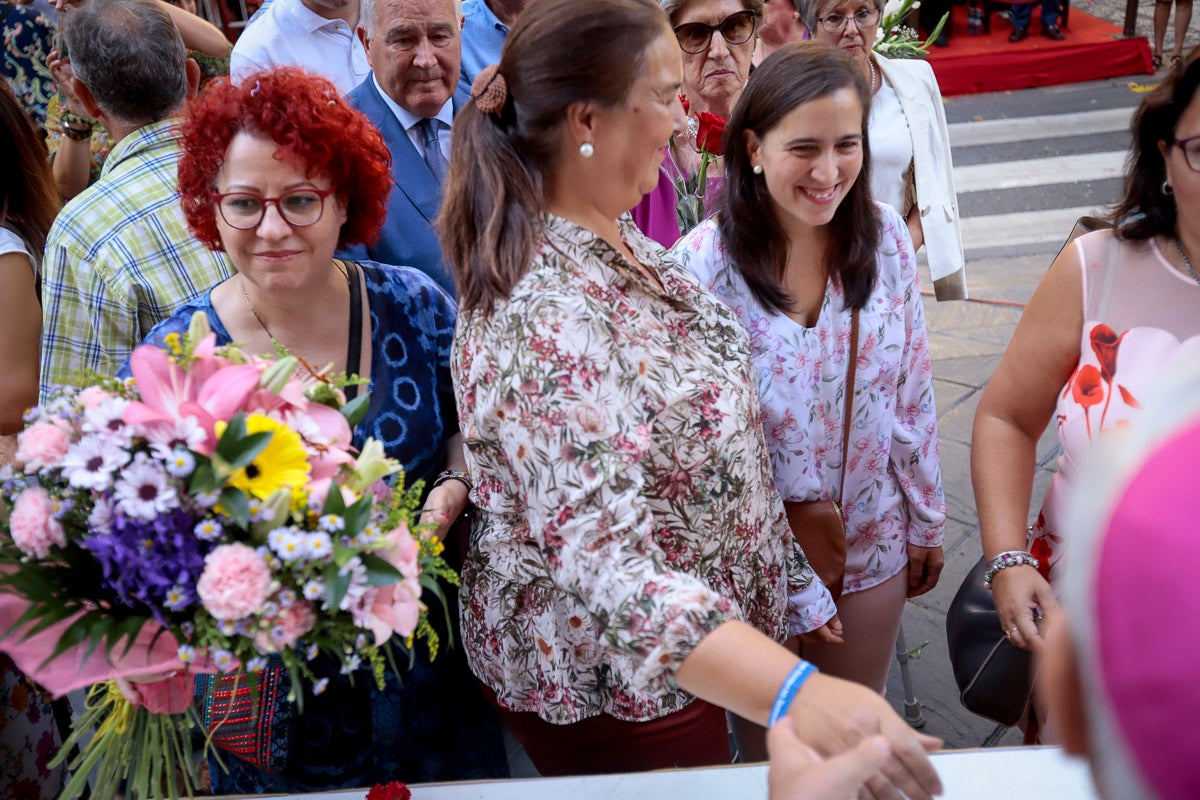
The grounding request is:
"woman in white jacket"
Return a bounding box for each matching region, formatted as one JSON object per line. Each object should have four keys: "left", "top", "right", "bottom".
{"left": 797, "top": 0, "right": 966, "bottom": 299}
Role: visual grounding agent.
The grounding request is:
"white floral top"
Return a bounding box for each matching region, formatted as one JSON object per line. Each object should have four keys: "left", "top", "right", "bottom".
{"left": 673, "top": 206, "right": 945, "bottom": 595}
{"left": 452, "top": 213, "right": 833, "bottom": 724}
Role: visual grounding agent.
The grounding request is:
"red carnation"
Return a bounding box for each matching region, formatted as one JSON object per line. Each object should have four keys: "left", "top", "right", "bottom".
{"left": 695, "top": 111, "right": 726, "bottom": 156}
{"left": 367, "top": 781, "right": 412, "bottom": 800}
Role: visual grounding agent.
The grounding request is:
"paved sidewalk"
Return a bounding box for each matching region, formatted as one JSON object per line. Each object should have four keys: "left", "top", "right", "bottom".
{"left": 884, "top": 285, "right": 1059, "bottom": 749}
{"left": 1075, "top": 0, "right": 1198, "bottom": 57}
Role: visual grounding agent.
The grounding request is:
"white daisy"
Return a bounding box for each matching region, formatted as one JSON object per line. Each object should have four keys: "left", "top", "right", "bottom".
{"left": 305, "top": 532, "right": 333, "bottom": 560}
{"left": 113, "top": 455, "right": 178, "bottom": 520}
{"left": 194, "top": 519, "right": 223, "bottom": 542}
{"left": 61, "top": 434, "right": 130, "bottom": 491}
{"left": 213, "top": 649, "right": 237, "bottom": 673}
{"left": 303, "top": 578, "right": 325, "bottom": 601}
{"left": 145, "top": 417, "right": 207, "bottom": 456}
{"left": 269, "top": 529, "right": 306, "bottom": 562}
{"left": 163, "top": 448, "right": 195, "bottom": 478}
{"left": 81, "top": 396, "right": 132, "bottom": 442}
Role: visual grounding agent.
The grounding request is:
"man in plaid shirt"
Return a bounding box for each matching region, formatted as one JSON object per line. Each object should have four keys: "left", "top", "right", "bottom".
{"left": 39, "top": 0, "right": 231, "bottom": 399}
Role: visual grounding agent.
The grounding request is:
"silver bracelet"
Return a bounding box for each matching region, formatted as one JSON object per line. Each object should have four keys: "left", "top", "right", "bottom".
{"left": 983, "top": 550, "right": 1040, "bottom": 587}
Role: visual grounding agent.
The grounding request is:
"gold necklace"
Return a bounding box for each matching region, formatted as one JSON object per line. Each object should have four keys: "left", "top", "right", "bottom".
{"left": 239, "top": 262, "right": 350, "bottom": 355}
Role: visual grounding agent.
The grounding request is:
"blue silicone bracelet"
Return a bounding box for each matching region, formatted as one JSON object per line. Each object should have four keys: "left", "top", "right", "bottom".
{"left": 768, "top": 660, "right": 818, "bottom": 727}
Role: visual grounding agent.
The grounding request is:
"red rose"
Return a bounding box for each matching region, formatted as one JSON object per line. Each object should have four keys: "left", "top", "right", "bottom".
{"left": 1071, "top": 363, "right": 1105, "bottom": 411}
{"left": 1089, "top": 323, "right": 1125, "bottom": 382}
{"left": 367, "top": 781, "right": 412, "bottom": 800}
{"left": 695, "top": 111, "right": 726, "bottom": 156}
{"left": 679, "top": 93, "right": 690, "bottom": 116}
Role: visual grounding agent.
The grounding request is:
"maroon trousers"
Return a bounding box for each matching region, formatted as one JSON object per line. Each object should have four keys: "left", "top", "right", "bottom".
{"left": 481, "top": 684, "right": 731, "bottom": 776}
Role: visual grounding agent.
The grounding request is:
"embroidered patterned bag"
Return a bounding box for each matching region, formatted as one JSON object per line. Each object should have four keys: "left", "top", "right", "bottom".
{"left": 195, "top": 664, "right": 294, "bottom": 773}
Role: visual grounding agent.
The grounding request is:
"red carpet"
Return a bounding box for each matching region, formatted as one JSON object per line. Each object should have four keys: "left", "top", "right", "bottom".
{"left": 927, "top": 5, "right": 1153, "bottom": 96}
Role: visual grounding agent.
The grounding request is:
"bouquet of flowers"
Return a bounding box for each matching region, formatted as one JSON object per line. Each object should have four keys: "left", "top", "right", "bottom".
{"left": 874, "top": 0, "right": 947, "bottom": 58}
{"left": 668, "top": 97, "right": 726, "bottom": 234}
{"left": 0, "top": 313, "right": 454, "bottom": 800}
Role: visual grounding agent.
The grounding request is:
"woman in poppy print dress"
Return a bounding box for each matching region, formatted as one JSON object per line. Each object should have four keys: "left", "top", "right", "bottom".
{"left": 972, "top": 52, "right": 1200, "bottom": 670}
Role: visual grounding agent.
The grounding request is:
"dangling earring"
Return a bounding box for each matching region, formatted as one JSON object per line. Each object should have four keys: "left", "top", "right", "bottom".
{"left": 580, "top": 142, "right": 595, "bottom": 158}
{"left": 1163, "top": 179, "right": 1175, "bottom": 195}
{"left": 752, "top": 164, "right": 764, "bottom": 175}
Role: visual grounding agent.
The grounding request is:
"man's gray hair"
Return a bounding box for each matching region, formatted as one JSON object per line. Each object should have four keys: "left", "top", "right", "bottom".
{"left": 793, "top": 0, "right": 885, "bottom": 37}
{"left": 360, "top": 0, "right": 464, "bottom": 40}
{"left": 65, "top": 0, "right": 188, "bottom": 127}
{"left": 656, "top": 0, "right": 763, "bottom": 25}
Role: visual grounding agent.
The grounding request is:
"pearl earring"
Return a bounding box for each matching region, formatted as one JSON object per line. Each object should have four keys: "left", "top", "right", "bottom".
{"left": 1163, "top": 180, "right": 1175, "bottom": 196}
{"left": 752, "top": 164, "right": 764, "bottom": 175}
{"left": 580, "top": 142, "right": 595, "bottom": 158}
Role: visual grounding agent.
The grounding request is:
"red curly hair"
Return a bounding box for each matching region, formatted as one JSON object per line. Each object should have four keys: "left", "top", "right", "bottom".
{"left": 179, "top": 68, "right": 391, "bottom": 251}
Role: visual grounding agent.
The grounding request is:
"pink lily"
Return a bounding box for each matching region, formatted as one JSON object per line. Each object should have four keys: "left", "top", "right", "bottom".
{"left": 360, "top": 524, "right": 423, "bottom": 644}
{"left": 122, "top": 337, "right": 262, "bottom": 455}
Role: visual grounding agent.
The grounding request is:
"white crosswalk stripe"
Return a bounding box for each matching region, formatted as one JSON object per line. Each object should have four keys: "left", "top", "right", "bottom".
{"left": 955, "top": 151, "right": 1126, "bottom": 192}
{"left": 948, "top": 107, "right": 1133, "bottom": 148}
{"left": 951, "top": 106, "right": 1133, "bottom": 254}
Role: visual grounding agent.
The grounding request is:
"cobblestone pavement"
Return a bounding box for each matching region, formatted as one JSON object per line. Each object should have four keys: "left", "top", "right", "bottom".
{"left": 1076, "top": 0, "right": 1198, "bottom": 58}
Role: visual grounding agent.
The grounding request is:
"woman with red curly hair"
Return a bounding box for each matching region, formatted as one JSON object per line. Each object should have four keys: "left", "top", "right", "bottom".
{"left": 123, "top": 67, "right": 509, "bottom": 793}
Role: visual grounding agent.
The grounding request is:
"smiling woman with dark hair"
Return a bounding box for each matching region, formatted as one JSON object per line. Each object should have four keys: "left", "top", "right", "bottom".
{"left": 797, "top": 0, "right": 966, "bottom": 299}
{"left": 673, "top": 44, "right": 945, "bottom": 757}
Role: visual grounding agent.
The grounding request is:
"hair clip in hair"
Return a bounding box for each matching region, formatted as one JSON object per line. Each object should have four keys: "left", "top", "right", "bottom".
{"left": 471, "top": 64, "right": 508, "bottom": 116}
{"left": 250, "top": 80, "right": 261, "bottom": 97}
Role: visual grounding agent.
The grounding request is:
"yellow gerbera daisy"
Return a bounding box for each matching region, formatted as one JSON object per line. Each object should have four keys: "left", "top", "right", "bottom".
{"left": 216, "top": 414, "right": 311, "bottom": 500}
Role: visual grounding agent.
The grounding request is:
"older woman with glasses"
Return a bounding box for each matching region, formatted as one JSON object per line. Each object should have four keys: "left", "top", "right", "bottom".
{"left": 632, "top": 0, "right": 761, "bottom": 246}
{"left": 123, "top": 67, "right": 508, "bottom": 793}
{"left": 798, "top": 0, "right": 966, "bottom": 299}
{"left": 972, "top": 51, "right": 1200, "bottom": 737}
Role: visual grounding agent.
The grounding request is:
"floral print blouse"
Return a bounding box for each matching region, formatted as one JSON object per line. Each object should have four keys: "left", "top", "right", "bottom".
{"left": 452, "top": 213, "right": 832, "bottom": 724}
{"left": 673, "top": 206, "right": 945, "bottom": 595}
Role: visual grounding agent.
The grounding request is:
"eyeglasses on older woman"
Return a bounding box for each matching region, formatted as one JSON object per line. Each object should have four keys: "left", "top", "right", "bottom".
{"left": 673, "top": 8, "right": 758, "bottom": 53}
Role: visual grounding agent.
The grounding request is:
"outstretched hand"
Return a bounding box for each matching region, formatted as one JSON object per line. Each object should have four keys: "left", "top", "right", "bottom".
{"left": 790, "top": 672, "right": 943, "bottom": 800}
{"left": 768, "top": 717, "right": 890, "bottom": 800}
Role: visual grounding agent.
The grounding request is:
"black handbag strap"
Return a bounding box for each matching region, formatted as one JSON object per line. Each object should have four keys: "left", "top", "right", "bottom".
{"left": 342, "top": 260, "right": 363, "bottom": 401}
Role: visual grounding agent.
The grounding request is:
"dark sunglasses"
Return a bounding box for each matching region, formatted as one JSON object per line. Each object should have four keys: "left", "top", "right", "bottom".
{"left": 673, "top": 10, "right": 758, "bottom": 55}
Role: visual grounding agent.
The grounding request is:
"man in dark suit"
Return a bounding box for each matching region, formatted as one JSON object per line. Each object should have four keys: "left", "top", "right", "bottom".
{"left": 339, "top": 0, "right": 466, "bottom": 296}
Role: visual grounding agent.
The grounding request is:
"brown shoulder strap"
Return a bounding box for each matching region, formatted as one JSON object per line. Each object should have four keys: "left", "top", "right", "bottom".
{"left": 839, "top": 309, "right": 859, "bottom": 504}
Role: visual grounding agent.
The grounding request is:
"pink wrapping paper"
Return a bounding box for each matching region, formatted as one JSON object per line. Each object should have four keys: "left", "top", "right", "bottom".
{"left": 0, "top": 588, "right": 208, "bottom": 698}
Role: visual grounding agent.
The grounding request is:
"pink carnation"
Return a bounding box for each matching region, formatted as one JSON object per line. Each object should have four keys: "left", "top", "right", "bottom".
{"left": 254, "top": 600, "right": 316, "bottom": 652}
{"left": 77, "top": 386, "right": 110, "bottom": 411}
{"left": 9, "top": 487, "right": 66, "bottom": 558}
{"left": 16, "top": 422, "right": 72, "bottom": 471}
{"left": 196, "top": 543, "right": 273, "bottom": 621}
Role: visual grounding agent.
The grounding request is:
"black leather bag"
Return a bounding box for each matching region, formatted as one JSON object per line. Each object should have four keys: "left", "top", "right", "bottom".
{"left": 945, "top": 558, "right": 1034, "bottom": 727}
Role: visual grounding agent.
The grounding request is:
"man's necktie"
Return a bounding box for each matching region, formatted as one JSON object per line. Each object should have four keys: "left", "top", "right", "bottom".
{"left": 418, "top": 117, "right": 449, "bottom": 184}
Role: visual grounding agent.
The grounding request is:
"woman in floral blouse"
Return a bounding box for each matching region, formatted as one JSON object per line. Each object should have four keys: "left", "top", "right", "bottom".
{"left": 673, "top": 41, "right": 945, "bottom": 701}
{"left": 439, "top": 0, "right": 942, "bottom": 793}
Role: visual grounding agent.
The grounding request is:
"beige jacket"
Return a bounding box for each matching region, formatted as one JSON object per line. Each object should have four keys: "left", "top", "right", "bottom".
{"left": 876, "top": 55, "right": 967, "bottom": 300}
